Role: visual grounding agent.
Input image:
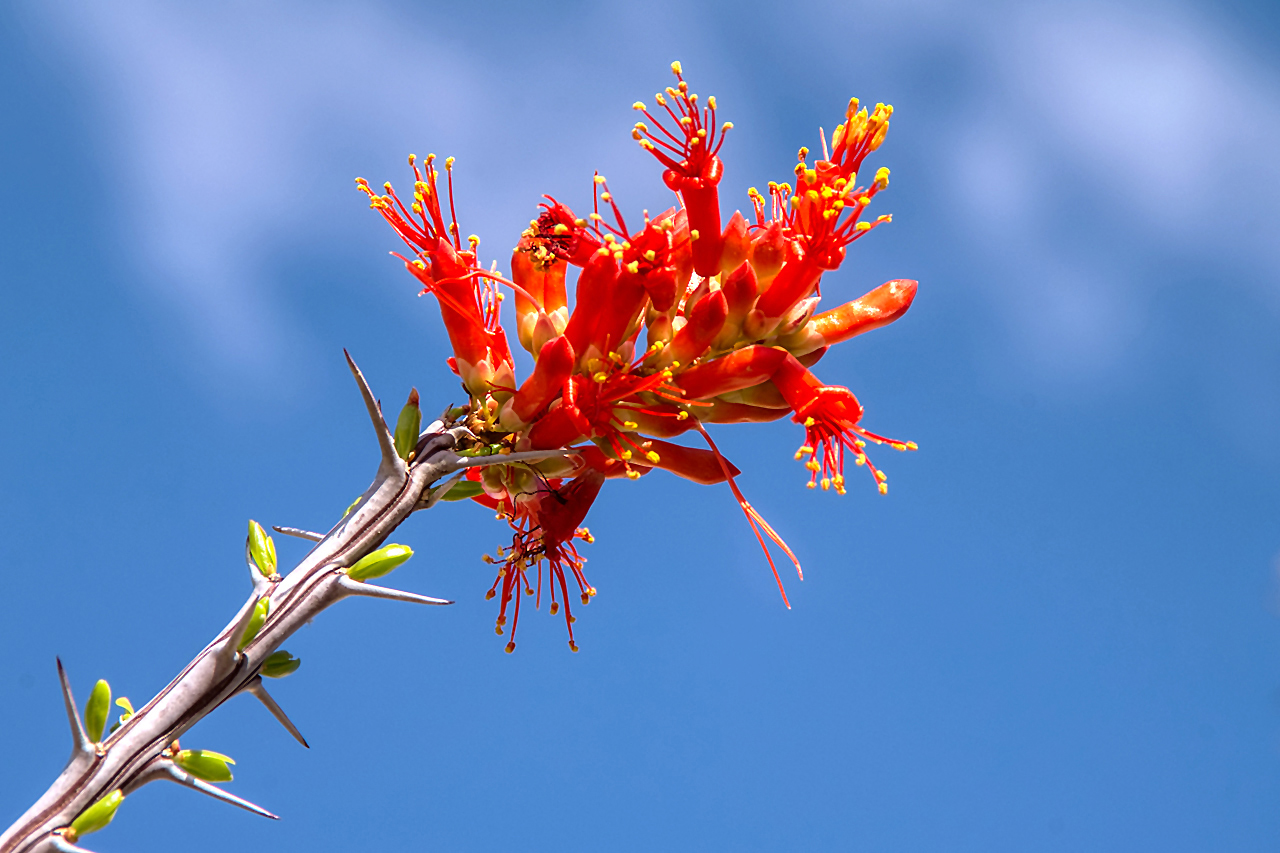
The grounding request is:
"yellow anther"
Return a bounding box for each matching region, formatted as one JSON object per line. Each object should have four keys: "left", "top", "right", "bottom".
{"left": 855, "top": 221, "right": 872, "bottom": 231}
{"left": 707, "top": 95, "right": 717, "bottom": 109}
{"left": 623, "top": 421, "right": 639, "bottom": 430}
{"left": 633, "top": 101, "right": 646, "bottom": 111}
{"left": 722, "top": 121, "right": 733, "bottom": 130}
{"left": 645, "top": 451, "right": 660, "bottom": 463}
{"left": 676, "top": 410, "right": 689, "bottom": 420}
{"left": 620, "top": 450, "right": 633, "bottom": 461}
{"left": 601, "top": 192, "right": 612, "bottom": 202}
{"left": 383, "top": 182, "right": 393, "bottom": 192}
{"left": 854, "top": 439, "right": 866, "bottom": 448}
{"left": 626, "top": 470, "right": 640, "bottom": 480}
{"left": 821, "top": 478, "right": 831, "bottom": 491}
{"left": 906, "top": 441, "right": 919, "bottom": 450}
{"left": 696, "top": 128, "right": 707, "bottom": 139}
{"left": 878, "top": 483, "right": 889, "bottom": 495}
{"left": 593, "top": 372, "right": 608, "bottom": 383}
{"left": 626, "top": 261, "right": 640, "bottom": 274}
{"left": 552, "top": 223, "right": 569, "bottom": 235}
{"left": 445, "top": 156, "right": 455, "bottom": 169}
{"left": 594, "top": 174, "right": 607, "bottom": 185}
{"left": 671, "top": 60, "right": 683, "bottom": 74}
{"left": 690, "top": 229, "right": 700, "bottom": 241}
{"left": 655, "top": 92, "right": 667, "bottom": 106}
{"left": 550, "top": 602, "right": 560, "bottom": 615}
{"left": 803, "top": 417, "right": 816, "bottom": 427}
{"left": 806, "top": 461, "right": 820, "bottom": 472}
{"left": 855, "top": 456, "right": 866, "bottom": 466}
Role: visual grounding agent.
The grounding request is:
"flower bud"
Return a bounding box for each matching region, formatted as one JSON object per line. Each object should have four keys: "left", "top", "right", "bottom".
{"left": 394, "top": 388, "right": 422, "bottom": 460}
{"left": 238, "top": 597, "right": 271, "bottom": 650}
{"left": 346, "top": 544, "right": 413, "bottom": 582}
{"left": 719, "top": 210, "right": 750, "bottom": 274}
{"left": 174, "top": 749, "right": 235, "bottom": 783}
{"left": 262, "top": 650, "right": 301, "bottom": 679}
{"left": 84, "top": 679, "right": 111, "bottom": 742}
{"left": 66, "top": 789, "right": 124, "bottom": 842}
{"left": 248, "top": 520, "right": 276, "bottom": 577}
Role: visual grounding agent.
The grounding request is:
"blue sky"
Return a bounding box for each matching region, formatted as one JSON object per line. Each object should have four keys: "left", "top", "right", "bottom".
{"left": 2, "top": 0, "right": 1278, "bottom": 850}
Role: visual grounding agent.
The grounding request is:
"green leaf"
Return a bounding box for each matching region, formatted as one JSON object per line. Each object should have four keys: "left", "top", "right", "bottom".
{"left": 437, "top": 481, "right": 484, "bottom": 502}
{"left": 84, "top": 680, "right": 111, "bottom": 743}
{"left": 261, "top": 650, "right": 301, "bottom": 679}
{"left": 238, "top": 597, "right": 271, "bottom": 650}
{"left": 174, "top": 749, "right": 235, "bottom": 783}
{"left": 346, "top": 544, "right": 413, "bottom": 582}
{"left": 68, "top": 789, "right": 124, "bottom": 840}
{"left": 394, "top": 388, "right": 422, "bottom": 460}
{"left": 248, "top": 520, "right": 276, "bottom": 577}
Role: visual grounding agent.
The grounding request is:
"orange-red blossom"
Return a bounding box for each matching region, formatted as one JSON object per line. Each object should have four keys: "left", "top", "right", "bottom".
{"left": 358, "top": 62, "right": 918, "bottom": 652}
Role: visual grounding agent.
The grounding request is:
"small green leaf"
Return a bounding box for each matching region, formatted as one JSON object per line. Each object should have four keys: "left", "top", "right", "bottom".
{"left": 67, "top": 789, "right": 124, "bottom": 840}
{"left": 84, "top": 680, "right": 111, "bottom": 743}
{"left": 262, "top": 650, "right": 301, "bottom": 679}
{"left": 437, "top": 481, "right": 484, "bottom": 502}
{"left": 341, "top": 495, "right": 363, "bottom": 519}
{"left": 248, "top": 520, "right": 276, "bottom": 577}
{"left": 346, "top": 544, "right": 413, "bottom": 582}
{"left": 394, "top": 388, "right": 422, "bottom": 460}
{"left": 174, "top": 749, "right": 235, "bottom": 783}
{"left": 238, "top": 597, "right": 271, "bottom": 650}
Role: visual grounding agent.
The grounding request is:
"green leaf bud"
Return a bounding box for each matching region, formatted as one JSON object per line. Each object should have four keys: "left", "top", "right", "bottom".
{"left": 84, "top": 679, "right": 111, "bottom": 743}
{"left": 346, "top": 544, "right": 413, "bottom": 582}
{"left": 248, "top": 520, "right": 276, "bottom": 577}
{"left": 238, "top": 597, "right": 271, "bottom": 650}
{"left": 108, "top": 697, "right": 134, "bottom": 735}
{"left": 262, "top": 650, "right": 301, "bottom": 679}
{"left": 438, "top": 481, "right": 484, "bottom": 502}
{"left": 342, "top": 495, "right": 363, "bottom": 519}
{"left": 67, "top": 789, "right": 124, "bottom": 841}
{"left": 394, "top": 388, "right": 422, "bottom": 461}
{"left": 174, "top": 749, "right": 236, "bottom": 783}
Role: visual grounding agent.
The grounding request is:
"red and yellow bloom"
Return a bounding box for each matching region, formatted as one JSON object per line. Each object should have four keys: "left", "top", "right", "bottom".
{"left": 359, "top": 62, "right": 918, "bottom": 651}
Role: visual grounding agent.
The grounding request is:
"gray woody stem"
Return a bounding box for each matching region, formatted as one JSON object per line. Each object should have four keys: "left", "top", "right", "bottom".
{"left": 1, "top": 352, "right": 566, "bottom": 853}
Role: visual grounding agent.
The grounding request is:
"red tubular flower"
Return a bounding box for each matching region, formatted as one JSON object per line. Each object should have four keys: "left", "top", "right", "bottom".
{"left": 360, "top": 63, "right": 920, "bottom": 651}
{"left": 632, "top": 61, "right": 731, "bottom": 278}
{"left": 485, "top": 470, "right": 605, "bottom": 653}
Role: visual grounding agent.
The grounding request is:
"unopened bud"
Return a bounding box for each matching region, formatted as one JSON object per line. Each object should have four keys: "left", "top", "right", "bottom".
{"left": 238, "top": 598, "right": 271, "bottom": 650}
{"left": 248, "top": 520, "right": 276, "bottom": 577}
{"left": 346, "top": 544, "right": 413, "bottom": 582}
{"left": 394, "top": 388, "right": 422, "bottom": 460}
{"left": 174, "top": 749, "right": 235, "bottom": 783}
{"left": 84, "top": 679, "right": 111, "bottom": 742}
{"left": 262, "top": 650, "right": 301, "bottom": 679}
{"left": 66, "top": 789, "right": 124, "bottom": 842}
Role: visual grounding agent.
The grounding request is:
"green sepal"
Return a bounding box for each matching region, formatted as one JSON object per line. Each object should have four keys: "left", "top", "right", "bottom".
{"left": 248, "top": 519, "right": 276, "bottom": 577}
{"left": 84, "top": 679, "right": 111, "bottom": 743}
{"left": 174, "top": 749, "right": 235, "bottom": 783}
{"left": 68, "top": 789, "right": 124, "bottom": 840}
{"left": 394, "top": 388, "right": 422, "bottom": 461}
{"left": 437, "top": 481, "right": 484, "bottom": 502}
{"left": 346, "top": 544, "right": 413, "bottom": 582}
{"left": 238, "top": 597, "right": 271, "bottom": 650}
{"left": 262, "top": 650, "right": 301, "bottom": 678}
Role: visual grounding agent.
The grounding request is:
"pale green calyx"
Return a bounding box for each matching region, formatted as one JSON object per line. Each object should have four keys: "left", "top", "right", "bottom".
{"left": 84, "top": 679, "right": 111, "bottom": 743}
{"left": 262, "top": 650, "right": 301, "bottom": 678}
{"left": 66, "top": 789, "right": 124, "bottom": 841}
{"left": 174, "top": 749, "right": 235, "bottom": 783}
{"left": 248, "top": 519, "right": 277, "bottom": 577}
{"left": 394, "top": 388, "right": 422, "bottom": 460}
{"left": 346, "top": 544, "right": 413, "bottom": 581}
{"left": 238, "top": 597, "right": 271, "bottom": 650}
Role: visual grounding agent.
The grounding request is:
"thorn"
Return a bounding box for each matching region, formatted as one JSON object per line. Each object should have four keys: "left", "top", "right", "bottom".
{"left": 272, "top": 526, "right": 325, "bottom": 542}
{"left": 418, "top": 471, "right": 465, "bottom": 510}
{"left": 244, "top": 676, "right": 309, "bottom": 748}
{"left": 50, "top": 837, "right": 100, "bottom": 853}
{"left": 344, "top": 349, "right": 404, "bottom": 481}
{"left": 158, "top": 760, "right": 279, "bottom": 819}
{"left": 214, "top": 594, "right": 263, "bottom": 670}
{"left": 56, "top": 658, "right": 93, "bottom": 757}
{"left": 336, "top": 574, "right": 453, "bottom": 606}
{"left": 450, "top": 448, "right": 579, "bottom": 472}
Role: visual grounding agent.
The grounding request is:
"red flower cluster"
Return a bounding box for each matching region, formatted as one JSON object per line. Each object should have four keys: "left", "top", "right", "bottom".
{"left": 357, "top": 62, "right": 917, "bottom": 651}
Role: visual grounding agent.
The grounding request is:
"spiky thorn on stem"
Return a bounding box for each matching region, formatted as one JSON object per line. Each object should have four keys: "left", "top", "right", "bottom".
{"left": 123, "top": 757, "right": 278, "bottom": 820}
{"left": 55, "top": 659, "right": 94, "bottom": 761}
{"left": 243, "top": 676, "right": 309, "bottom": 748}
{"left": 273, "top": 526, "right": 325, "bottom": 542}
{"left": 344, "top": 348, "right": 404, "bottom": 482}
{"left": 336, "top": 574, "right": 453, "bottom": 606}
